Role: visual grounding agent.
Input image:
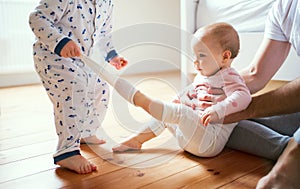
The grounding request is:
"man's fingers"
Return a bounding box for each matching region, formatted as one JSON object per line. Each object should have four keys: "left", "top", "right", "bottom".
{"left": 207, "top": 87, "right": 224, "bottom": 95}
{"left": 198, "top": 94, "right": 213, "bottom": 102}
{"left": 198, "top": 101, "right": 213, "bottom": 109}
{"left": 215, "top": 94, "right": 226, "bottom": 103}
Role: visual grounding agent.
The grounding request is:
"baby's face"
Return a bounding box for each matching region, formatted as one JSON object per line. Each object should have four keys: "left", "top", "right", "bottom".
{"left": 192, "top": 37, "right": 223, "bottom": 76}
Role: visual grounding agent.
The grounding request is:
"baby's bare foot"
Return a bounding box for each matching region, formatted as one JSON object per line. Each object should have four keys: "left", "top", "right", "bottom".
{"left": 113, "top": 128, "right": 156, "bottom": 152}
{"left": 81, "top": 135, "right": 106, "bottom": 145}
{"left": 56, "top": 155, "right": 97, "bottom": 174}
{"left": 112, "top": 137, "right": 142, "bottom": 152}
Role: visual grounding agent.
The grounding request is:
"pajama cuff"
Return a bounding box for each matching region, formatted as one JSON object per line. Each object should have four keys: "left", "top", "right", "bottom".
{"left": 105, "top": 49, "right": 118, "bottom": 62}
{"left": 54, "top": 150, "right": 81, "bottom": 164}
{"left": 293, "top": 127, "right": 300, "bottom": 144}
{"left": 54, "top": 37, "right": 71, "bottom": 56}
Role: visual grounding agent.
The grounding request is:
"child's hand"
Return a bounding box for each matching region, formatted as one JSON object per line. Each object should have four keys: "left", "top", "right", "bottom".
{"left": 60, "top": 40, "right": 81, "bottom": 58}
{"left": 200, "top": 108, "right": 219, "bottom": 126}
{"left": 109, "top": 56, "right": 128, "bottom": 70}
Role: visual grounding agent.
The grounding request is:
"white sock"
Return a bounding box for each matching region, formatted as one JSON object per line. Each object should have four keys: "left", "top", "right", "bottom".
{"left": 148, "top": 100, "right": 182, "bottom": 124}
{"left": 148, "top": 100, "right": 164, "bottom": 121}
{"left": 114, "top": 78, "right": 138, "bottom": 105}
{"left": 81, "top": 55, "right": 138, "bottom": 104}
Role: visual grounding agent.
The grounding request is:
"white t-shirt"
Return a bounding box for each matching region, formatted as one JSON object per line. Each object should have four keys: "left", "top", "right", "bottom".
{"left": 265, "top": 0, "right": 300, "bottom": 56}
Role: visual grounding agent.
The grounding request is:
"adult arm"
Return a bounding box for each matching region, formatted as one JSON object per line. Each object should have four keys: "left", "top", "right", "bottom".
{"left": 224, "top": 77, "right": 300, "bottom": 123}
{"left": 224, "top": 38, "right": 296, "bottom": 123}
{"left": 240, "top": 38, "right": 291, "bottom": 94}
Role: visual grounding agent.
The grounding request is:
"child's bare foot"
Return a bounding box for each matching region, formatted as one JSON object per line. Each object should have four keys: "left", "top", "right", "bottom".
{"left": 112, "top": 137, "right": 143, "bottom": 152}
{"left": 81, "top": 135, "right": 106, "bottom": 145}
{"left": 112, "top": 128, "right": 156, "bottom": 152}
{"left": 256, "top": 139, "right": 300, "bottom": 189}
{"left": 56, "top": 155, "right": 97, "bottom": 174}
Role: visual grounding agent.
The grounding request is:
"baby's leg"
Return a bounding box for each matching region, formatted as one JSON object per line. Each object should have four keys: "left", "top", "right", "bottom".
{"left": 112, "top": 119, "right": 164, "bottom": 152}
{"left": 81, "top": 56, "right": 232, "bottom": 156}
{"left": 81, "top": 55, "right": 137, "bottom": 104}
{"left": 161, "top": 103, "right": 236, "bottom": 157}
{"left": 81, "top": 55, "right": 164, "bottom": 120}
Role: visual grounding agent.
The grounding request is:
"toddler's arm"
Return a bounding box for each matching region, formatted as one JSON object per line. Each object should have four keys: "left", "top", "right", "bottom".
{"left": 29, "top": 0, "right": 70, "bottom": 54}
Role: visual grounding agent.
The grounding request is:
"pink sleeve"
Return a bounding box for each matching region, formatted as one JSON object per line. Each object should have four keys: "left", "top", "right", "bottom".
{"left": 211, "top": 69, "right": 252, "bottom": 119}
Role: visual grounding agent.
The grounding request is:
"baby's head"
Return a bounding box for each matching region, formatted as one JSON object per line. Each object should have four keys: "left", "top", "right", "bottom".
{"left": 192, "top": 22, "right": 240, "bottom": 76}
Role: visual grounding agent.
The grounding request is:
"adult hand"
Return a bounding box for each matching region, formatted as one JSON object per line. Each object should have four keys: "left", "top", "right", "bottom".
{"left": 197, "top": 87, "right": 226, "bottom": 109}
{"left": 60, "top": 40, "right": 81, "bottom": 58}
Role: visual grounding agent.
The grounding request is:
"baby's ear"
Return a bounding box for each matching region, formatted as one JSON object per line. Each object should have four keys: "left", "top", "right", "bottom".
{"left": 222, "top": 50, "right": 232, "bottom": 62}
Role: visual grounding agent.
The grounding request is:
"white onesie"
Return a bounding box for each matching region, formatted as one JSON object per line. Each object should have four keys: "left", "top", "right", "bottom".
{"left": 148, "top": 67, "right": 251, "bottom": 157}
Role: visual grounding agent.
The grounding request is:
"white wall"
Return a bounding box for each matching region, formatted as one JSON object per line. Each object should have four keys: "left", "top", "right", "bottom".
{"left": 93, "top": 0, "right": 181, "bottom": 75}
{"left": 0, "top": 0, "right": 181, "bottom": 87}
{"left": 0, "top": 0, "right": 40, "bottom": 87}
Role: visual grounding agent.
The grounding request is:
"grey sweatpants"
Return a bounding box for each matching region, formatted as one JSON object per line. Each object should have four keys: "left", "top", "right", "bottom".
{"left": 226, "top": 112, "right": 300, "bottom": 160}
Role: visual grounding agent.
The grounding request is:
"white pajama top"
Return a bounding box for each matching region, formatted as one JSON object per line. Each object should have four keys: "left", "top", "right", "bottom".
{"left": 29, "top": 0, "right": 117, "bottom": 61}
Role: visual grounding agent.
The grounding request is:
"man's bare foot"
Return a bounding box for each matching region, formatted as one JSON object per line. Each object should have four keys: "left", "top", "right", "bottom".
{"left": 256, "top": 139, "right": 300, "bottom": 189}
{"left": 112, "top": 128, "right": 156, "bottom": 152}
{"left": 81, "top": 135, "right": 106, "bottom": 145}
{"left": 56, "top": 155, "right": 97, "bottom": 174}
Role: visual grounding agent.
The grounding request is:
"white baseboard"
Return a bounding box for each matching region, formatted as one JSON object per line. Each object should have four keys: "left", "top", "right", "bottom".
{"left": 0, "top": 67, "right": 178, "bottom": 88}
{"left": 0, "top": 71, "right": 41, "bottom": 88}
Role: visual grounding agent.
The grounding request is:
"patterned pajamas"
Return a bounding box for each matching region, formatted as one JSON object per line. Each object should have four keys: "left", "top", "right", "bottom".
{"left": 35, "top": 56, "right": 109, "bottom": 160}
{"left": 29, "top": 0, "right": 117, "bottom": 162}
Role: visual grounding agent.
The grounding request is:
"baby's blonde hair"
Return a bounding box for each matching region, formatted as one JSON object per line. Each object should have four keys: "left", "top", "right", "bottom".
{"left": 196, "top": 22, "right": 240, "bottom": 59}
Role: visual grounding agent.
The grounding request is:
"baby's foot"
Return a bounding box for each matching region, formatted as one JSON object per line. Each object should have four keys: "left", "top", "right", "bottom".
{"left": 81, "top": 135, "right": 106, "bottom": 145}
{"left": 112, "top": 137, "right": 142, "bottom": 152}
{"left": 113, "top": 128, "right": 156, "bottom": 152}
{"left": 56, "top": 155, "right": 97, "bottom": 174}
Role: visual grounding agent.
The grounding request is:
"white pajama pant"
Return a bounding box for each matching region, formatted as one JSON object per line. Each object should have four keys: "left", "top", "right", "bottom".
{"left": 148, "top": 103, "right": 236, "bottom": 157}
{"left": 34, "top": 54, "right": 109, "bottom": 162}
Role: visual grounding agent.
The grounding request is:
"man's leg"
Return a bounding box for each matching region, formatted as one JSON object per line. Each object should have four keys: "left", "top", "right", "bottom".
{"left": 256, "top": 128, "right": 300, "bottom": 189}
{"left": 226, "top": 120, "right": 291, "bottom": 160}
{"left": 250, "top": 112, "right": 300, "bottom": 136}
{"left": 227, "top": 113, "right": 300, "bottom": 160}
{"left": 227, "top": 113, "right": 300, "bottom": 188}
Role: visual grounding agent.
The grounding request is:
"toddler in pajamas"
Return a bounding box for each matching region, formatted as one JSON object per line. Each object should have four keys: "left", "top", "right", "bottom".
{"left": 29, "top": 0, "right": 127, "bottom": 174}
{"left": 82, "top": 22, "right": 252, "bottom": 157}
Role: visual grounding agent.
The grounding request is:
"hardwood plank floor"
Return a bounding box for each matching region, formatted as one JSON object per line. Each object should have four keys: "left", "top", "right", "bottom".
{"left": 0, "top": 71, "right": 284, "bottom": 189}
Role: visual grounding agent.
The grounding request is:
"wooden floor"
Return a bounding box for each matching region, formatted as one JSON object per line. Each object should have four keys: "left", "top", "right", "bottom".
{"left": 0, "top": 71, "right": 284, "bottom": 189}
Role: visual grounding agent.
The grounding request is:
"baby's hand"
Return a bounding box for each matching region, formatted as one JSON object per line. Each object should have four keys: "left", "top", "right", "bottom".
{"left": 60, "top": 40, "right": 81, "bottom": 58}
{"left": 109, "top": 56, "right": 128, "bottom": 70}
{"left": 200, "top": 108, "right": 219, "bottom": 126}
